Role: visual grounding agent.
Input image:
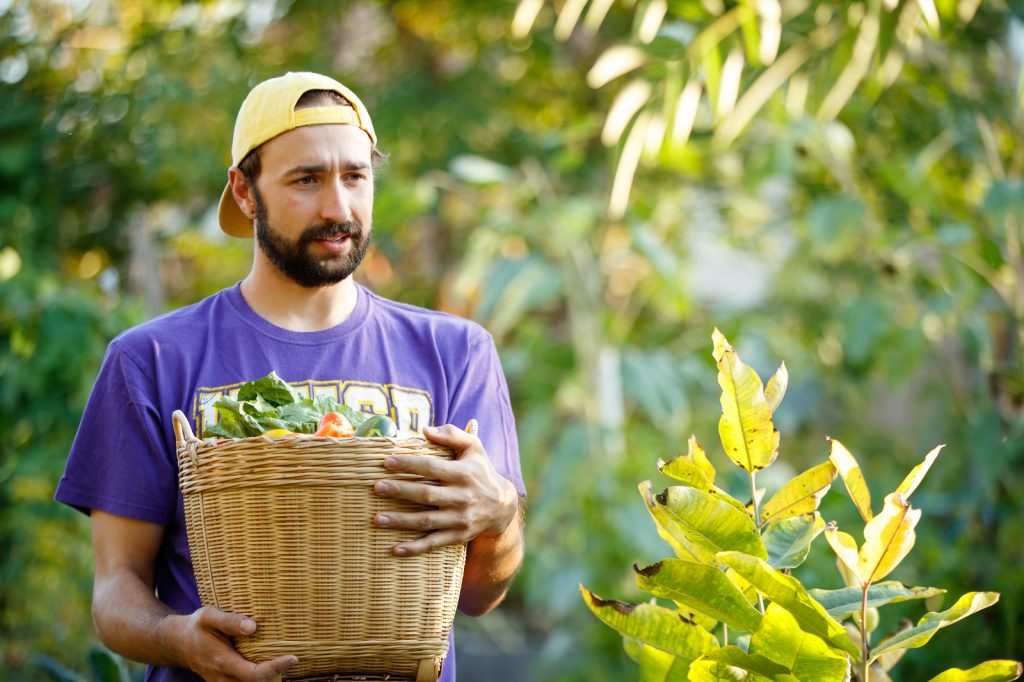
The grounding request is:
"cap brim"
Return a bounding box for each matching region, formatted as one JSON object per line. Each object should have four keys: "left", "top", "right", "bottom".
{"left": 218, "top": 184, "right": 255, "bottom": 238}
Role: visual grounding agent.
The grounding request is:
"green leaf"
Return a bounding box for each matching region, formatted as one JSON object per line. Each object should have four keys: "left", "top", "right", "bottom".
{"left": 895, "top": 444, "right": 943, "bottom": 500}
{"left": 809, "top": 581, "right": 946, "bottom": 620}
{"left": 717, "top": 551, "right": 859, "bottom": 657}
{"left": 870, "top": 592, "right": 1003, "bottom": 661}
{"left": 236, "top": 370, "right": 300, "bottom": 406}
{"left": 824, "top": 523, "right": 861, "bottom": 585}
{"left": 640, "top": 481, "right": 718, "bottom": 564}
{"left": 657, "top": 485, "right": 768, "bottom": 560}
{"left": 689, "top": 646, "right": 799, "bottom": 682}
{"left": 749, "top": 603, "right": 850, "bottom": 681}
{"left": 828, "top": 437, "right": 873, "bottom": 523}
{"left": 926, "top": 660, "right": 1023, "bottom": 682}
{"left": 659, "top": 435, "right": 716, "bottom": 488}
{"left": 204, "top": 397, "right": 263, "bottom": 438}
{"left": 763, "top": 512, "right": 826, "bottom": 569}
{"left": 858, "top": 492, "right": 921, "bottom": 585}
{"left": 625, "top": 637, "right": 695, "bottom": 682}
{"left": 634, "top": 559, "right": 763, "bottom": 633}
{"left": 713, "top": 328, "right": 780, "bottom": 472}
{"left": 760, "top": 461, "right": 836, "bottom": 524}
{"left": 580, "top": 585, "right": 719, "bottom": 659}
{"left": 764, "top": 363, "right": 788, "bottom": 413}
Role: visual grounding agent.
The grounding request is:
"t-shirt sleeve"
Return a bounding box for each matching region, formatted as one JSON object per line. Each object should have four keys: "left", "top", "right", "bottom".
{"left": 54, "top": 339, "right": 178, "bottom": 525}
{"left": 447, "top": 331, "right": 525, "bottom": 496}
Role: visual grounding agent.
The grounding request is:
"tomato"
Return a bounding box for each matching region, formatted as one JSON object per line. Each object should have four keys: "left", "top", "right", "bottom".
{"left": 315, "top": 412, "right": 354, "bottom": 437}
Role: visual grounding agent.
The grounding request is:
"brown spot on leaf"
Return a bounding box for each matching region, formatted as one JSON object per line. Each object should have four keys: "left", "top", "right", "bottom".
{"left": 633, "top": 562, "right": 662, "bottom": 577}
{"left": 655, "top": 489, "right": 669, "bottom": 506}
{"left": 588, "top": 593, "right": 638, "bottom": 615}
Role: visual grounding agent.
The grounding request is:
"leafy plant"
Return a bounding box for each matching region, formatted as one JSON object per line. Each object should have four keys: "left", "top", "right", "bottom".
{"left": 581, "top": 329, "right": 1022, "bottom": 681}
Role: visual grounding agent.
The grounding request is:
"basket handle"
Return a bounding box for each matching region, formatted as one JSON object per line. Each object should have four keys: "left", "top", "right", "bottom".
{"left": 172, "top": 410, "right": 198, "bottom": 445}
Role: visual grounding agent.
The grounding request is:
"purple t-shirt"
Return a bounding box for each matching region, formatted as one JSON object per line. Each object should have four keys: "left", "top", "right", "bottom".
{"left": 55, "top": 283, "right": 524, "bottom": 682}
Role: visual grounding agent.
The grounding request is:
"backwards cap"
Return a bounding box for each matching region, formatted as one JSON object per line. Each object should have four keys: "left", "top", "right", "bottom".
{"left": 217, "top": 71, "right": 377, "bottom": 237}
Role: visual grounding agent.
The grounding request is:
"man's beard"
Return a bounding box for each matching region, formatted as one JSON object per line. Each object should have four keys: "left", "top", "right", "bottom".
{"left": 252, "top": 185, "right": 371, "bottom": 289}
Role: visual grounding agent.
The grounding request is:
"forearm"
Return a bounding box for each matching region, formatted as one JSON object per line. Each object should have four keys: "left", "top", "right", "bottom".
{"left": 92, "top": 569, "right": 187, "bottom": 667}
{"left": 458, "top": 497, "right": 525, "bottom": 616}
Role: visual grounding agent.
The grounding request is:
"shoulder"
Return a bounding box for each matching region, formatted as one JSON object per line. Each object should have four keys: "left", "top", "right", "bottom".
{"left": 107, "top": 289, "right": 232, "bottom": 363}
{"left": 362, "top": 286, "right": 492, "bottom": 345}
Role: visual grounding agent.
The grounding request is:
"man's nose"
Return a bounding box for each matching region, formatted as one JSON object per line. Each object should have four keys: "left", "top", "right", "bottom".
{"left": 319, "top": 176, "right": 353, "bottom": 224}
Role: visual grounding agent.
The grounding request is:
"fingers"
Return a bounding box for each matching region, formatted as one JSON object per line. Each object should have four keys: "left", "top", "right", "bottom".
{"left": 374, "top": 508, "right": 466, "bottom": 533}
{"left": 195, "top": 606, "right": 258, "bottom": 637}
{"left": 374, "top": 478, "right": 460, "bottom": 505}
{"left": 390, "top": 529, "right": 466, "bottom": 557}
{"left": 422, "top": 423, "right": 480, "bottom": 454}
{"left": 253, "top": 655, "right": 299, "bottom": 681}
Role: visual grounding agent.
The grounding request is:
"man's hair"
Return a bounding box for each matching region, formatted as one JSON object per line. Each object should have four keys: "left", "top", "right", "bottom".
{"left": 237, "top": 89, "right": 387, "bottom": 182}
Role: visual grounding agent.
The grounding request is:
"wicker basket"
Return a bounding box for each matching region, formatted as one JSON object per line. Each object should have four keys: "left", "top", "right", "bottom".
{"left": 173, "top": 410, "right": 467, "bottom": 682}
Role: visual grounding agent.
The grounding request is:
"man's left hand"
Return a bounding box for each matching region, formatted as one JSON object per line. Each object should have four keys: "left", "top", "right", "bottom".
{"left": 372, "top": 423, "right": 519, "bottom": 556}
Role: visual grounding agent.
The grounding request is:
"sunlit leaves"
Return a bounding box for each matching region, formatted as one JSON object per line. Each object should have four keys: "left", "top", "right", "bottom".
{"left": 634, "top": 559, "right": 763, "bottom": 632}
{"left": 689, "top": 647, "right": 798, "bottom": 681}
{"left": 859, "top": 492, "right": 921, "bottom": 585}
{"left": 713, "top": 328, "right": 779, "bottom": 473}
{"left": 658, "top": 435, "right": 716, "bottom": 489}
{"left": 895, "top": 445, "right": 943, "bottom": 499}
{"left": 657, "top": 486, "right": 767, "bottom": 560}
{"left": 760, "top": 461, "right": 836, "bottom": 524}
{"left": 870, "top": 592, "right": 1002, "bottom": 661}
{"left": 829, "top": 438, "right": 873, "bottom": 523}
{"left": 717, "top": 551, "right": 859, "bottom": 657}
{"left": 748, "top": 603, "right": 850, "bottom": 681}
{"left": 926, "top": 660, "right": 1024, "bottom": 682}
{"left": 580, "top": 585, "right": 719, "bottom": 659}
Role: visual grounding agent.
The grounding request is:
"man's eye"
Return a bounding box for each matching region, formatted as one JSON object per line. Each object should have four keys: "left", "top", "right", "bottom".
{"left": 297, "top": 176, "right": 316, "bottom": 185}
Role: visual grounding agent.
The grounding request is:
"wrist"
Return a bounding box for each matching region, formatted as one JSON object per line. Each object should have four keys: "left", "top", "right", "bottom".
{"left": 155, "top": 611, "right": 190, "bottom": 668}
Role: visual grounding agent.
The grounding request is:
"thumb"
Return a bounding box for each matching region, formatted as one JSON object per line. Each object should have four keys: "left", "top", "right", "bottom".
{"left": 196, "top": 606, "right": 258, "bottom": 637}
{"left": 254, "top": 655, "right": 299, "bottom": 681}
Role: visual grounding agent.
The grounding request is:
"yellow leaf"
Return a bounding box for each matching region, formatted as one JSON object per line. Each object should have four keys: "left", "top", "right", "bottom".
{"left": 760, "top": 460, "right": 836, "bottom": 524}
{"left": 895, "top": 444, "right": 943, "bottom": 500}
{"left": 712, "top": 328, "right": 779, "bottom": 472}
{"left": 659, "top": 435, "right": 716, "bottom": 487}
{"left": 765, "top": 362, "right": 788, "bottom": 412}
{"left": 824, "top": 522, "right": 861, "bottom": 585}
{"left": 858, "top": 493, "right": 921, "bottom": 586}
{"left": 828, "top": 437, "right": 873, "bottom": 522}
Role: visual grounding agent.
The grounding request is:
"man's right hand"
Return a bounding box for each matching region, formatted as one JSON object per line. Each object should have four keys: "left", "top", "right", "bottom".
{"left": 90, "top": 511, "right": 297, "bottom": 681}
{"left": 168, "top": 606, "right": 298, "bottom": 682}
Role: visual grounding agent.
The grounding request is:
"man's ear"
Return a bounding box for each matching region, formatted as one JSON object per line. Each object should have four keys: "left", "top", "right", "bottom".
{"left": 228, "top": 167, "right": 257, "bottom": 220}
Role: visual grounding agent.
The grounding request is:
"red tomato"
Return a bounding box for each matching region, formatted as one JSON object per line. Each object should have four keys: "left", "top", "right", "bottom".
{"left": 315, "top": 412, "right": 354, "bottom": 437}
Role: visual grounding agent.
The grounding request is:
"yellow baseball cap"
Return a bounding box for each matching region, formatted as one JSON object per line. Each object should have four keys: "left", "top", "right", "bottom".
{"left": 218, "top": 71, "right": 377, "bottom": 237}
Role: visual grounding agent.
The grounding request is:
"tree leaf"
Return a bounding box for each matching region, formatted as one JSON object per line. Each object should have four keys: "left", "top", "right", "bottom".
{"left": 764, "top": 362, "right": 788, "bottom": 412}
{"left": 717, "top": 551, "right": 859, "bottom": 657}
{"left": 713, "top": 328, "right": 779, "bottom": 472}
{"left": 640, "top": 481, "right": 718, "bottom": 564}
{"left": 858, "top": 492, "right": 921, "bottom": 585}
{"left": 659, "top": 435, "right": 716, "bottom": 487}
{"left": 580, "top": 585, "right": 719, "bottom": 659}
{"left": 689, "top": 646, "right": 799, "bottom": 682}
{"left": 657, "top": 485, "right": 768, "bottom": 560}
{"left": 625, "top": 637, "right": 693, "bottom": 682}
{"left": 926, "top": 660, "right": 1023, "bottom": 682}
{"left": 824, "top": 523, "right": 860, "bottom": 585}
{"left": 763, "top": 512, "right": 826, "bottom": 569}
{"left": 760, "top": 461, "right": 837, "bottom": 524}
{"left": 895, "top": 444, "right": 943, "bottom": 500}
{"left": 809, "top": 581, "right": 946, "bottom": 619}
{"left": 828, "top": 437, "right": 873, "bottom": 523}
{"left": 748, "top": 603, "right": 850, "bottom": 682}
{"left": 634, "top": 559, "right": 764, "bottom": 633}
{"left": 870, "top": 592, "right": 1002, "bottom": 661}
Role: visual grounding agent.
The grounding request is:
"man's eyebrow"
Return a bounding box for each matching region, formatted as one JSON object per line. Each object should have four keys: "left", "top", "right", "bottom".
{"left": 285, "top": 161, "right": 371, "bottom": 175}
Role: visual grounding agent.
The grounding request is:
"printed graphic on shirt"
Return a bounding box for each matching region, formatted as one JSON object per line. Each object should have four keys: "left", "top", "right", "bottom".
{"left": 194, "top": 379, "right": 433, "bottom": 436}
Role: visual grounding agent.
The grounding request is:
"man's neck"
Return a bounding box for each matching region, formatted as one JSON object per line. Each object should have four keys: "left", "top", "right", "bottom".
{"left": 239, "top": 263, "right": 359, "bottom": 332}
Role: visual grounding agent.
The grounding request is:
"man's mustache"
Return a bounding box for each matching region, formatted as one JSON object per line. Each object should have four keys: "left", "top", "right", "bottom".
{"left": 302, "top": 221, "right": 362, "bottom": 242}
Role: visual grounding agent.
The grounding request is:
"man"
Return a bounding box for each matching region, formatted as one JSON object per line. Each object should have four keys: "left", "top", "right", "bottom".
{"left": 55, "top": 71, "right": 525, "bottom": 682}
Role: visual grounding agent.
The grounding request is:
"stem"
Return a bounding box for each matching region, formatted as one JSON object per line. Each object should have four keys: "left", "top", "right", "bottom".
{"left": 860, "top": 584, "right": 870, "bottom": 682}
{"left": 750, "top": 470, "right": 766, "bottom": 614}
{"left": 722, "top": 623, "right": 729, "bottom": 647}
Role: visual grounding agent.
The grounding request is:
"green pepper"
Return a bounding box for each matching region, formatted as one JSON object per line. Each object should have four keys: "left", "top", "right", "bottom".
{"left": 353, "top": 414, "right": 398, "bottom": 437}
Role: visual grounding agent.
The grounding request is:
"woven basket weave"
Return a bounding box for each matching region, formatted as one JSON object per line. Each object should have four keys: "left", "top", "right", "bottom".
{"left": 173, "top": 410, "right": 467, "bottom": 682}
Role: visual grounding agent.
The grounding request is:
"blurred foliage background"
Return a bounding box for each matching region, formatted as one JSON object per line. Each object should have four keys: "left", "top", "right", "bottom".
{"left": 1, "top": 0, "right": 1022, "bottom": 679}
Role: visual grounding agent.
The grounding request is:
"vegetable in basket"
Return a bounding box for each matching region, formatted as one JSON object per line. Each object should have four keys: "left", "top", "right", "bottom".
{"left": 203, "top": 371, "right": 395, "bottom": 439}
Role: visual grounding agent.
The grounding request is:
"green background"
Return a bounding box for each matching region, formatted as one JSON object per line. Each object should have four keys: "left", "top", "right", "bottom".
{"left": 1, "top": 0, "right": 1021, "bottom": 679}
